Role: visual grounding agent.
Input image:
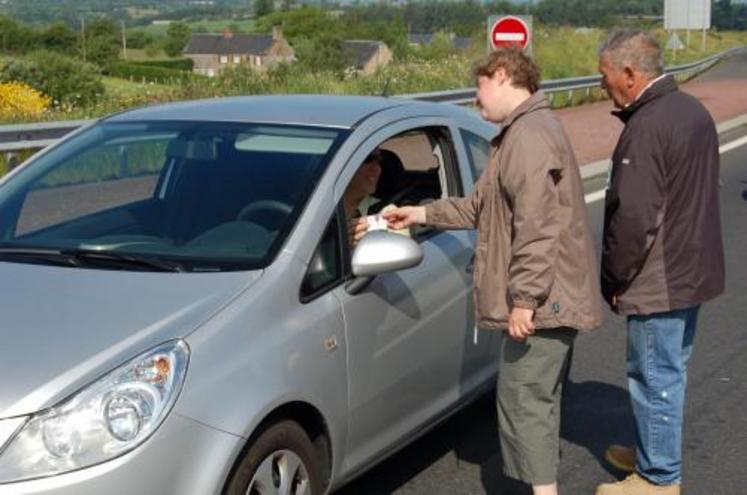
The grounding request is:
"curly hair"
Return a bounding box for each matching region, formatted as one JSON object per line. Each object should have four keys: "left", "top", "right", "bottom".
{"left": 473, "top": 47, "right": 541, "bottom": 94}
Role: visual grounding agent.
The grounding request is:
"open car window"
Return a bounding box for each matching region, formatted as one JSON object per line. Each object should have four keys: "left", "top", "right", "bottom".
{"left": 341, "top": 126, "right": 461, "bottom": 247}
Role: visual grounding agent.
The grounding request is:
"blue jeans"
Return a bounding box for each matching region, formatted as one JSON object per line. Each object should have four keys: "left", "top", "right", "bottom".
{"left": 627, "top": 305, "right": 700, "bottom": 486}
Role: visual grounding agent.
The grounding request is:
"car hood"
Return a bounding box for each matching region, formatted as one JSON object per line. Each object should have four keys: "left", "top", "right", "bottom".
{"left": 0, "top": 262, "right": 260, "bottom": 418}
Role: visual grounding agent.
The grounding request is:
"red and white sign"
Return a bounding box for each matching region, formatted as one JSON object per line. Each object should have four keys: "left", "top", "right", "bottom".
{"left": 490, "top": 16, "right": 531, "bottom": 51}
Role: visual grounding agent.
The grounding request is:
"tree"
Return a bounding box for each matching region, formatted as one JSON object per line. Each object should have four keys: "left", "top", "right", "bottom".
{"left": 163, "top": 21, "right": 191, "bottom": 58}
{"left": 0, "top": 15, "right": 38, "bottom": 52}
{"left": 254, "top": 0, "right": 273, "bottom": 18}
{"left": 714, "top": 0, "right": 747, "bottom": 30}
{"left": 83, "top": 18, "right": 121, "bottom": 70}
{"left": 126, "top": 30, "right": 155, "bottom": 50}
{"left": 294, "top": 31, "right": 347, "bottom": 74}
{"left": 256, "top": 7, "right": 344, "bottom": 42}
{"left": 39, "top": 23, "right": 78, "bottom": 53}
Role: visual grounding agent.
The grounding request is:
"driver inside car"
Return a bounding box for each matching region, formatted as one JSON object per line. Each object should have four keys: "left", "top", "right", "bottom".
{"left": 344, "top": 148, "right": 410, "bottom": 246}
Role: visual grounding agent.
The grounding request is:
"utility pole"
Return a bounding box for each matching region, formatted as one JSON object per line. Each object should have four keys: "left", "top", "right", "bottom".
{"left": 80, "top": 17, "right": 87, "bottom": 63}
{"left": 121, "top": 20, "right": 127, "bottom": 59}
{"left": 701, "top": 0, "right": 707, "bottom": 52}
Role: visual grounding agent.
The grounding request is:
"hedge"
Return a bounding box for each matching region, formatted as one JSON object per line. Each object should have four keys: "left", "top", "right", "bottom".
{"left": 129, "top": 58, "right": 194, "bottom": 71}
{"left": 109, "top": 62, "right": 195, "bottom": 84}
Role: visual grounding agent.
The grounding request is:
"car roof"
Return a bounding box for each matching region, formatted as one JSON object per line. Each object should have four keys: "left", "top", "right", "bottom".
{"left": 103, "top": 94, "right": 473, "bottom": 129}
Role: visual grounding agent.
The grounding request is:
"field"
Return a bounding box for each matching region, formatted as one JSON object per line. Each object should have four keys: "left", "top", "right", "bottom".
{"left": 134, "top": 18, "right": 256, "bottom": 37}
{"left": 535, "top": 27, "right": 747, "bottom": 79}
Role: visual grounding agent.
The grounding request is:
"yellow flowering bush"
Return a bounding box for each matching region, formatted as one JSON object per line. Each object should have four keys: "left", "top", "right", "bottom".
{"left": 0, "top": 82, "right": 51, "bottom": 121}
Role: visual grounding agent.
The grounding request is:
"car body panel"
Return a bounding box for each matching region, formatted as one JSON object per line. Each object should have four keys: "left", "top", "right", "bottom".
{"left": 0, "top": 413, "right": 242, "bottom": 495}
{"left": 0, "top": 262, "right": 259, "bottom": 418}
{"left": 0, "top": 95, "right": 502, "bottom": 493}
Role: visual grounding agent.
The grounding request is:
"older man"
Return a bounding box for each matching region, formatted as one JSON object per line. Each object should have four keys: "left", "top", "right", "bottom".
{"left": 385, "top": 47, "right": 602, "bottom": 495}
{"left": 595, "top": 31, "right": 725, "bottom": 495}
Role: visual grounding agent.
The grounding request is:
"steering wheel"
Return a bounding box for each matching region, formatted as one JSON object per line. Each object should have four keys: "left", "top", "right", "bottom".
{"left": 236, "top": 200, "right": 293, "bottom": 229}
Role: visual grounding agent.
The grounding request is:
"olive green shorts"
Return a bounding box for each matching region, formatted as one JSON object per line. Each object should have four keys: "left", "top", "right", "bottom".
{"left": 496, "top": 327, "right": 577, "bottom": 485}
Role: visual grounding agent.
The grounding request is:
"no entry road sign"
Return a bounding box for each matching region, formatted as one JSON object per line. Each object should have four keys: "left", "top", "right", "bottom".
{"left": 488, "top": 15, "right": 532, "bottom": 52}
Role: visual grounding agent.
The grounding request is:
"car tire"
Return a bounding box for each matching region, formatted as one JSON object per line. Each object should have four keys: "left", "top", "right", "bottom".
{"left": 226, "top": 420, "right": 325, "bottom": 495}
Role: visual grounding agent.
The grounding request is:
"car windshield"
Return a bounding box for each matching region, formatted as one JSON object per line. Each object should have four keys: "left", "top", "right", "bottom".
{"left": 0, "top": 121, "right": 346, "bottom": 272}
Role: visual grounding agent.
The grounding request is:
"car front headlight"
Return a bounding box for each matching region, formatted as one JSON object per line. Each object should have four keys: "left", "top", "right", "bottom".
{"left": 0, "top": 340, "right": 189, "bottom": 483}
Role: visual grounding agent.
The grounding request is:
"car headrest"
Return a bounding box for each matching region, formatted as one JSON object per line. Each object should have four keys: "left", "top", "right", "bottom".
{"left": 166, "top": 136, "right": 217, "bottom": 161}
{"left": 374, "top": 149, "right": 406, "bottom": 199}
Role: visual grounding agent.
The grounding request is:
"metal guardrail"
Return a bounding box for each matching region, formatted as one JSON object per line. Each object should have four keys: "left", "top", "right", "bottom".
{"left": 402, "top": 46, "right": 744, "bottom": 105}
{"left": 0, "top": 46, "right": 743, "bottom": 157}
{"left": 0, "top": 119, "right": 94, "bottom": 154}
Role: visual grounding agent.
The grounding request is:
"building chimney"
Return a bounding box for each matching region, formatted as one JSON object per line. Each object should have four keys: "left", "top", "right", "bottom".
{"left": 272, "top": 25, "right": 283, "bottom": 41}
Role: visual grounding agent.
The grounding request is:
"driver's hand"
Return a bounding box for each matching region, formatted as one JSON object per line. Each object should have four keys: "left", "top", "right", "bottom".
{"left": 348, "top": 217, "right": 368, "bottom": 247}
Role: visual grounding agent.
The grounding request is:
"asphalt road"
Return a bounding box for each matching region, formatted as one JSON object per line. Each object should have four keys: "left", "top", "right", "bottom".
{"left": 337, "top": 60, "right": 747, "bottom": 494}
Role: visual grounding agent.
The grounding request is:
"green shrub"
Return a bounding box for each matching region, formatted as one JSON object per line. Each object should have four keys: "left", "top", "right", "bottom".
{"left": 0, "top": 51, "right": 105, "bottom": 107}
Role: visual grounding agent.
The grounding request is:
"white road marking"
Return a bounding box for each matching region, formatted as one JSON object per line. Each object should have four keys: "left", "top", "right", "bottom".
{"left": 719, "top": 134, "right": 747, "bottom": 154}
{"left": 584, "top": 133, "right": 747, "bottom": 204}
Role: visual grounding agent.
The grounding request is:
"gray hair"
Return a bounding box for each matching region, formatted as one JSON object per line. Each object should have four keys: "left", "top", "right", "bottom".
{"left": 598, "top": 30, "right": 664, "bottom": 78}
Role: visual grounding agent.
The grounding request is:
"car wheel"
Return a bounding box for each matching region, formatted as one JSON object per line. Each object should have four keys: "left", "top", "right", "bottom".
{"left": 226, "top": 420, "right": 324, "bottom": 495}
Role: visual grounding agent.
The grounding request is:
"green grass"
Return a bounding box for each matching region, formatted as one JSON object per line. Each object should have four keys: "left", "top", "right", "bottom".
{"left": 535, "top": 27, "right": 747, "bottom": 79}
{"left": 102, "top": 76, "right": 173, "bottom": 97}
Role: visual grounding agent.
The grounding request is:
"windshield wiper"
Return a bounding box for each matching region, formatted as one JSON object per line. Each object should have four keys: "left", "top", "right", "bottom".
{"left": 61, "top": 249, "right": 187, "bottom": 272}
{"left": 0, "top": 247, "right": 186, "bottom": 272}
{"left": 0, "top": 247, "right": 81, "bottom": 267}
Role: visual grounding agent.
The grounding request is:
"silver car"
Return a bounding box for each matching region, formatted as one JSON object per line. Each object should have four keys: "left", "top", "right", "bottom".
{"left": 0, "top": 95, "right": 499, "bottom": 494}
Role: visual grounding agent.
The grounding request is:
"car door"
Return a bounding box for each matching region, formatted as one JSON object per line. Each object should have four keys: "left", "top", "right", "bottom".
{"left": 335, "top": 120, "right": 496, "bottom": 473}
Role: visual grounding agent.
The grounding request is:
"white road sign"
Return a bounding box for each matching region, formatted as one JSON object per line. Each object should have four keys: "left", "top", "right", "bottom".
{"left": 664, "top": 0, "right": 712, "bottom": 30}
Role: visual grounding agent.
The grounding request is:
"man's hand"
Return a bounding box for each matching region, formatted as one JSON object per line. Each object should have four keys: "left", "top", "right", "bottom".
{"left": 507, "top": 307, "right": 535, "bottom": 342}
{"left": 382, "top": 206, "right": 426, "bottom": 230}
{"left": 347, "top": 217, "right": 368, "bottom": 247}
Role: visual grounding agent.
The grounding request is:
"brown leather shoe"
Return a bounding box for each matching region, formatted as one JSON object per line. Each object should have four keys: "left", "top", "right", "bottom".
{"left": 595, "top": 473, "right": 680, "bottom": 495}
{"left": 604, "top": 445, "right": 636, "bottom": 473}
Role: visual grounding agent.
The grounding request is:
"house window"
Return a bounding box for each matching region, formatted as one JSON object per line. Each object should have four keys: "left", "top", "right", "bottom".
{"left": 220, "top": 56, "right": 228, "bottom": 64}
{"left": 233, "top": 55, "right": 241, "bottom": 64}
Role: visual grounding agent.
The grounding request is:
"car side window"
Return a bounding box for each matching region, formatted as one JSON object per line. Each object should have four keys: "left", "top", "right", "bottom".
{"left": 343, "top": 126, "right": 461, "bottom": 246}
{"left": 460, "top": 129, "right": 491, "bottom": 180}
{"left": 300, "top": 213, "right": 343, "bottom": 301}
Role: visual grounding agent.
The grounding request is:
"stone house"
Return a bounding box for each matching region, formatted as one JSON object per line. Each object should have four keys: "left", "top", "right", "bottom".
{"left": 183, "top": 27, "right": 295, "bottom": 77}
{"left": 342, "top": 40, "right": 393, "bottom": 75}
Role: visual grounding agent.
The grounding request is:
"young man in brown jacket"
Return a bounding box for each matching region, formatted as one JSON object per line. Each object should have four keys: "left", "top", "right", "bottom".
{"left": 595, "top": 31, "right": 725, "bottom": 495}
{"left": 384, "top": 47, "right": 603, "bottom": 495}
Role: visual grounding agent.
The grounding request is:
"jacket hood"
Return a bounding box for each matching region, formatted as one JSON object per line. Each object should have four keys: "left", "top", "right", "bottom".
{"left": 0, "top": 262, "right": 260, "bottom": 418}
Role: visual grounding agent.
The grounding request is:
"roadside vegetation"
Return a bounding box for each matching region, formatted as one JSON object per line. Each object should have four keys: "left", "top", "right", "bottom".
{"left": 0, "top": 0, "right": 746, "bottom": 126}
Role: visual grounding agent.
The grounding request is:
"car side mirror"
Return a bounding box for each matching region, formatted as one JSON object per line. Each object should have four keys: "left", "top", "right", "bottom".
{"left": 351, "top": 230, "right": 424, "bottom": 277}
